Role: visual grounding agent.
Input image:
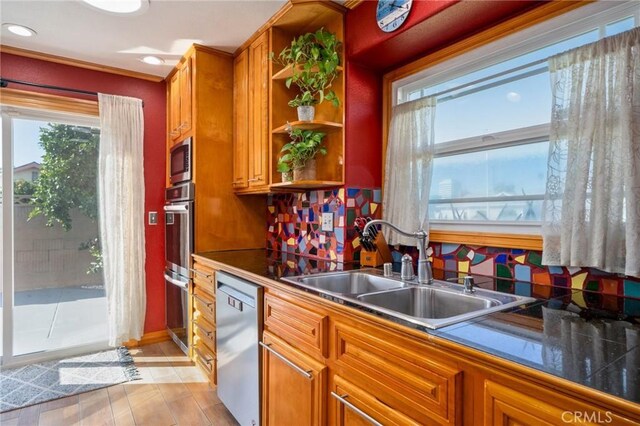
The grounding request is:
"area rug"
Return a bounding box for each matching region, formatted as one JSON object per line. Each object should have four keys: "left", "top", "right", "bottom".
{"left": 0, "top": 347, "right": 140, "bottom": 413}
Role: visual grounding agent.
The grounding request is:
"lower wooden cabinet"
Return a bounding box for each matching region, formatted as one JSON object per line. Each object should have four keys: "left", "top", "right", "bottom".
{"left": 262, "top": 331, "right": 327, "bottom": 426}
{"left": 191, "top": 260, "right": 216, "bottom": 386}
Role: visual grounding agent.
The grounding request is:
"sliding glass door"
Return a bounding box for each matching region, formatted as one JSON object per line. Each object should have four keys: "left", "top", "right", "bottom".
{"left": 1, "top": 106, "right": 108, "bottom": 366}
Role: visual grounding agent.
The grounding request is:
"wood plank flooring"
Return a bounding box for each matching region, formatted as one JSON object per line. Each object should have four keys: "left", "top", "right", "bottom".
{"left": 0, "top": 341, "right": 238, "bottom": 426}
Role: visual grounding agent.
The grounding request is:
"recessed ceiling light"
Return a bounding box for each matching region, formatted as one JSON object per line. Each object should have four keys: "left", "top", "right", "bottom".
{"left": 3, "top": 24, "right": 36, "bottom": 37}
{"left": 81, "top": 0, "right": 149, "bottom": 15}
{"left": 141, "top": 56, "right": 165, "bottom": 65}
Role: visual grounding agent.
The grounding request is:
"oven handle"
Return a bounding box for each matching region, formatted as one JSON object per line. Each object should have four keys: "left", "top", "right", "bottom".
{"left": 164, "top": 273, "right": 189, "bottom": 289}
{"left": 163, "top": 204, "right": 190, "bottom": 212}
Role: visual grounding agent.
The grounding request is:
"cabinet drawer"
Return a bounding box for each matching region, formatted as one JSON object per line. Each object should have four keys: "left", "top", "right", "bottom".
{"left": 193, "top": 342, "right": 216, "bottom": 384}
{"left": 332, "top": 375, "right": 420, "bottom": 426}
{"left": 193, "top": 316, "right": 216, "bottom": 353}
{"left": 264, "top": 293, "right": 328, "bottom": 359}
{"left": 193, "top": 288, "right": 215, "bottom": 325}
{"left": 333, "top": 321, "right": 462, "bottom": 425}
{"left": 191, "top": 262, "right": 215, "bottom": 295}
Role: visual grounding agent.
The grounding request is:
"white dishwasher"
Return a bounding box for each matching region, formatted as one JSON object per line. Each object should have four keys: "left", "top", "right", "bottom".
{"left": 216, "top": 271, "right": 263, "bottom": 426}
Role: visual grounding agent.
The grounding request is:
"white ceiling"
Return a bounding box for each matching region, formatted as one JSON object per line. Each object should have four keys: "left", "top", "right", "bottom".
{"left": 0, "top": 0, "right": 289, "bottom": 78}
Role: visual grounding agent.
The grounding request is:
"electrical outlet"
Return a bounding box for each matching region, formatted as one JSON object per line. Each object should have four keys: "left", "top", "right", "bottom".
{"left": 148, "top": 211, "right": 158, "bottom": 225}
{"left": 321, "top": 212, "right": 334, "bottom": 232}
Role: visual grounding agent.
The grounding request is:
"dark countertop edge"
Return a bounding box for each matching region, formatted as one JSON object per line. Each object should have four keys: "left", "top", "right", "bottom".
{"left": 193, "top": 250, "right": 640, "bottom": 414}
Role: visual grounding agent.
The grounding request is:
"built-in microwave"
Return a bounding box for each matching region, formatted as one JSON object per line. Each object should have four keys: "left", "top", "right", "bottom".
{"left": 169, "top": 137, "right": 192, "bottom": 184}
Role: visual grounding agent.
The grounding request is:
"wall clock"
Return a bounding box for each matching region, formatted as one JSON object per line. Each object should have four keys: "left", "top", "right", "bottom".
{"left": 376, "top": 0, "right": 413, "bottom": 33}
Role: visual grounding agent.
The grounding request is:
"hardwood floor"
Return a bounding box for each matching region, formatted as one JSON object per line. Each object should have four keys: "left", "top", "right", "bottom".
{"left": 0, "top": 341, "right": 238, "bottom": 426}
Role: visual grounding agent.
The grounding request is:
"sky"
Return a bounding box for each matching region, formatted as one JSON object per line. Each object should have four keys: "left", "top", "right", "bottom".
{"left": 12, "top": 119, "right": 45, "bottom": 167}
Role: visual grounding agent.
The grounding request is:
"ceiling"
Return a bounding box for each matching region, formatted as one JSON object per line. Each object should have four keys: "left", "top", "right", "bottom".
{"left": 0, "top": 0, "right": 290, "bottom": 78}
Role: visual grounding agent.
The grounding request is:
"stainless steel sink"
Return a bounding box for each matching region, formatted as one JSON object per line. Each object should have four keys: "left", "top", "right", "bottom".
{"left": 282, "top": 269, "right": 536, "bottom": 329}
{"left": 357, "top": 287, "right": 498, "bottom": 318}
{"left": 283, "top": 269, "right": 406, "bottom": 297}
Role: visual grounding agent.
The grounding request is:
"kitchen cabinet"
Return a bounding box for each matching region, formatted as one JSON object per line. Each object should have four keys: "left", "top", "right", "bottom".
{"left": 262, "top": 331, "right": 327, "bottom": 426}
{"left": 168, "top": 56, "right": 192, "bottom": 144}
{"left": 232, "top": 49, "right": 249, "bottom": 190}
{"left": 191, "top": 254, "right": 640, "bottom": 424}
{"left": 233, "top": 31, "right": 270, "bottom": 194}
{"left": 191, "top": 259, "right": 216, "bottom": 386}
{"left": 165, "top": 44, "right": 265, "bottom": 251}
{"left": 231, "top": 1, "right": 346, "bottom": 193}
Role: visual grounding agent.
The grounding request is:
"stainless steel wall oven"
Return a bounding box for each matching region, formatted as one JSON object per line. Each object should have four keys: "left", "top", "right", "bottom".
{"left": 164, "top": 181, "right": 193, "bottom": 354}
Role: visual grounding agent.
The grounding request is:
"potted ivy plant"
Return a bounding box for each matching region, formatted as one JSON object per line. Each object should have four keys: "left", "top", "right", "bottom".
{"left": 277, "top": 127, "right": 327, "bottom": 181}
{"left": 272, "top": 28, "right": 341, "bottom": 121}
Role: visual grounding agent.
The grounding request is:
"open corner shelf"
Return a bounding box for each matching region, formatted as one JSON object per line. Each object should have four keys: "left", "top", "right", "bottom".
{"left": 270, "top": 180, "right": 343, "bottom": 191}
{"left": 272, "top": 64, "right": 343, "bottom": 81}
{"left": 272, "top": 120, "right": 343, "bottom": 134}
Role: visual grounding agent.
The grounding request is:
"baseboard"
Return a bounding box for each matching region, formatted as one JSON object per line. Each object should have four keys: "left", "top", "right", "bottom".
{"left": 123, "top": 329, "right": 170, "bottom": 348}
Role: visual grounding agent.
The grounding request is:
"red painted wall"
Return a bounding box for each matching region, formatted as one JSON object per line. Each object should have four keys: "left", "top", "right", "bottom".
{"left": 1, "top": 53, "right": 167, "bottom": 334}
{"left": 343, "top": 0, "right": 545, "bottom": 188}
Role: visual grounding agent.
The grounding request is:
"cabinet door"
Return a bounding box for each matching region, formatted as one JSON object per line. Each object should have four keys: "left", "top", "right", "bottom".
{"left": 262, "top": 331, "right": 326, "bottom": 426}
{"left": 332, "top": 375, "right": 419, "bottom": 426}
{"left": 484, "top": 380, "right": 594, "bottom": 426}
{"left": 232, "top": 49, "right": 249, "bottom": 189}
{"left": 179, "top": 56, "right": 193, "bottom": 137}
{"left": 169, "top": 71, "right": 181, "bottom": 142}
{"left": 247, "top": 31, "right": 270, "bottom": 188}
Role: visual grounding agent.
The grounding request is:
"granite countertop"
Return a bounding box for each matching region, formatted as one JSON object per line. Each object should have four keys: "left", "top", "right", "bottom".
{"left": 195, "top": 249, "right": 640, "bottom": 404}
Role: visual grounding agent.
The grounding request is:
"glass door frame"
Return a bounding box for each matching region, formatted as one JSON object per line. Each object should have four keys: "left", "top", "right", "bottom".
{"left": 1, "top": 105, "right": 109, "bottom": 368}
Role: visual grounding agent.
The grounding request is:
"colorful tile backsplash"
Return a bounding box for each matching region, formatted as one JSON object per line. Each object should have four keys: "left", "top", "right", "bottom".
{"left": 266, "top": 187, "right": 640, "bottom": 299}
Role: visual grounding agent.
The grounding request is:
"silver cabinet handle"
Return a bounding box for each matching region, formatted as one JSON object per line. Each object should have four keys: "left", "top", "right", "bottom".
{"left": 190, "top": 268, "right": 212, "bottom": 279}
{"left": 331, "top": 392, "right": 383, "bottom": 426}
{"left": 259, "top": 341, "right": 312, "bottom": 379}
{"left": 193, "top": 293, "right": 214, "bottom": 309}
{"left": 192, "top": 321, "right": 213, "bottom": 337}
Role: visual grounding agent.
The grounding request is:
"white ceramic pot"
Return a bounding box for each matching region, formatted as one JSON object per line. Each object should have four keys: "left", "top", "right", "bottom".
{"left": 296, "top": 106, "right": 315, "bottom": 121}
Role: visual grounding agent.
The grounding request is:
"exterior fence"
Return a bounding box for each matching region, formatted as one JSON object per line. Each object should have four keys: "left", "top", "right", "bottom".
{"left": 12, "top": 198, "right": 103, "bottom": 290}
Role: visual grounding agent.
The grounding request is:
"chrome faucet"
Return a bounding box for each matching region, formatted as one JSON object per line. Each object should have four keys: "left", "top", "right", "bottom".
{"left": 362, "top": 219, "right": 433, "bottom": 284}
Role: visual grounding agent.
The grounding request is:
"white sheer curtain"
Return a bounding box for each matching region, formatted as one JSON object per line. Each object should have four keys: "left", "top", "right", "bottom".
{"left": 383, "top": 97, "right": 436, "bottom": 246}
{"left": 542, "top": 27, "right": 640, "bottom": 276}
{"left": 98, "top": 94, "right": 146, "bottom": 346}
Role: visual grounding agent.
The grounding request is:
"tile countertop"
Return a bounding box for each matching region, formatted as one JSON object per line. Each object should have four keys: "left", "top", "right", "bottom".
{"left": 194, "top": 249, "right": 640, "bottom": 404}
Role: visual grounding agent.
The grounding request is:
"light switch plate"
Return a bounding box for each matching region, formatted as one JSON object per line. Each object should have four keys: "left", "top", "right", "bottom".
{"left": 321, "top": 212, "right": 334, "bottom": 232}
{"left": 148, "top": 211, "right": 158, "bottom": 225}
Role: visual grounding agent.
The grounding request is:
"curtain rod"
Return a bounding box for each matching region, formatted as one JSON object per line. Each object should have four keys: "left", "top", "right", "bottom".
{"left": 0, "top": 77, "right": 145, "bottom": 107}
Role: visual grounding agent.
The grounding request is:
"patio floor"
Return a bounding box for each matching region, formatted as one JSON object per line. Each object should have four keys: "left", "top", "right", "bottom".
{"left": 8, "top": 286, "right": 108, "bottom": 356}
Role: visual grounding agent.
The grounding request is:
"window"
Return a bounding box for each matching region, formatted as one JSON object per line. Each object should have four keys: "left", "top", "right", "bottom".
{"left": 392, "top": 1, "right": 640, "bottom": 233}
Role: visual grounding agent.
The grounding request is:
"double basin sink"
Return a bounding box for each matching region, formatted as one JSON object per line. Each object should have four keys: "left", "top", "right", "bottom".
{"left": 282, "top": 269, "right": 536, "bottom": 329}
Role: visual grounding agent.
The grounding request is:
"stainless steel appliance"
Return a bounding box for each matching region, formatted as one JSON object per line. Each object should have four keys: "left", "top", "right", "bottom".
{"left": 216, "top": 272, "right": 262, "bottom": 426}
{"left": 164, "top": 181, "right": 194, "bottom": 354}
{"left": 169, "top": 137, "right": 192, "bottom": 185}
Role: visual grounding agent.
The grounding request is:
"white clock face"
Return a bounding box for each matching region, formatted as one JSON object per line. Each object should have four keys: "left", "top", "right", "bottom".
{"left": 376, "top": 0, "right": 412, "bottom": 33}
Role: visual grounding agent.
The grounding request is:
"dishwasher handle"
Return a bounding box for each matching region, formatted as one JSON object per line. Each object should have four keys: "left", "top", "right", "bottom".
{"left": 217, "top": 283, "right": 256, "bottom": 308}
{"left": 259, "top": 341, "right": 313, "bottom": 379}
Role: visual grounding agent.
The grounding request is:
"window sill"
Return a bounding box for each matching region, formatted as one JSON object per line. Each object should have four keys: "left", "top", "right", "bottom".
{"left": 429, "top": 229, "right": 542, "bottom": 251}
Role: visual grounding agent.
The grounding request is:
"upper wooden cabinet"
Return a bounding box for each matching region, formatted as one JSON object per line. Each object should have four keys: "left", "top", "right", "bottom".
{"left": 234, "top": 31, "right": 271, "bottom": 194}
{"left": 232, "top": 49, "right": 249, "bottom": 190}
{"left": 232, "top": 1, "right": 346, "bottom": 193}
{"left": 168, "top": 56, "right": 193, "bottom": 144}
{"left": 164, "top": 45, "right": 266, "bottom": 252}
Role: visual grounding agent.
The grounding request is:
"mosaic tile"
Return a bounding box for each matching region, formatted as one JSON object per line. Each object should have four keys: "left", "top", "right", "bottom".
{"left": 532, "top": 272, "right": 550, "bottom": 286}
{"left": 457, "top": 247, "right": 470, "bottom": 260}
{"left": 495, "top": 254, "right": 508, "bottom": 264}
{"left": 514, "top": 264, "right": 531, "bottom": 281}
{"left": 442, "top": 244, "right": 459, "bottom": 255}
{"left": 471, "top": 253, "right": 486, "bottom": 265}
{"left": 624, "top": 280, "right": 640, "bottom": 299}
{"left": 496, "top": 264, "right": 512, "bottom": 278}
{"left": 548, "top": 266, "right": 564, "bottom": 274}
{"left": 527, "top": 251, "right": 543, "bottom": 268}
{"left": 373, "top": 189, "right": 382, "bottom": 203}
{"left": 624, "top": 298, "right": 640, "bottom": 316}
